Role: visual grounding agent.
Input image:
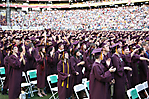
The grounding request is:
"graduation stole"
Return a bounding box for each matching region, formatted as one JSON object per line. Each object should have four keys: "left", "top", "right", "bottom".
{"left": 61, "top": 61, "right": 69, "bottom": 88}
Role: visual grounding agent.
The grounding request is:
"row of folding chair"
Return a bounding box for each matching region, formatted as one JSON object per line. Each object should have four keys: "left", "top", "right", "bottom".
{"left": 23, "top": 70, "right": 59, "bottom": 99}
{"left": 127, "top": 81, "right": 149, "bottom": 99}
{"left": 0, "top": 67, "right": 6, "bottom": 90}
{"left": 21, "top": 70, "right": 38, "bottom": 97}
{"left": 47, "top": 75, "right": 58, "bottom": 99}
{"left": 0, "top": 67, "right": 35, "bottom": 97}
{"left": 73, "top": 78, "right": 90, "bottom": 99}
{"left": 1, "top": 67, "right": 90, "bottom": 99}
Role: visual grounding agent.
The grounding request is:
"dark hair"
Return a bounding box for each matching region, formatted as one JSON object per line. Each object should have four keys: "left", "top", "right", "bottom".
{"left": 142, "top": 42, "right": 146, "bottom": 46}
{"left": 94, "top": 54, "right": 100, "bottom": 59}
{"left": 139, "top": 48, "right": 144, "bottom": 54}
{"left": 111, "top": 48, "right": 116, "bottom": 54}
{"left": 47, "top": 47, "right": 53, "bottom": 54}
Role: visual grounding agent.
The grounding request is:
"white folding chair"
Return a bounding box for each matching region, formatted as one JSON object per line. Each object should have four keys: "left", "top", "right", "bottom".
{"left": 142, "top": 81, "right": 149, "bottom": 97}
{"left": 84, "top": 81, "right": 89, "bottom": 91}
{"left": 127, "top": 88, "right": 136, "bottom": 99}
{"left": 130, "top": 88, "right": 140, "bottom": 99}
{"left": 135, "top": 84, "right": 148, "bottom": 99}
{"left": 0, "top": 67, "right": 5, "bottom": 89}
{"left": 74, "top": 84, "right": 89, "bottom": 99}
{"left": 82, "top": 67, "right": 85, "bottom": 74}
{"left": 21, "top": 72, "right": 34, "bottom": 97}
{"left": 26, "top": 69, "right": 38, "bottom": 95}
{"left": 82, "top": 78, "right": 87, "bottom": 84}
{"left": 47, "top": 75, "right": 58, "bottom": 99}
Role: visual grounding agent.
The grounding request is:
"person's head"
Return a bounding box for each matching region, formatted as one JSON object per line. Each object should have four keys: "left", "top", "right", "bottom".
{"left": 83, "top": 44, "right": 87, "bottom": 50}
{"left": 42, "top": 47, "right": 45, "bottom": 53}
{"left": 138, "top": 39, "right": 142, "bottom": 45}
{"left": 124, "top": 47, "right": 130, "bottom": 55}
{"left": 73, "top": 48, "right": 80, "bottom": 57}
{"left": 92, "top": 48, "right": 102, "bottom": 60}
{"left": 59, "top": 44, "right": 64, "bottom": 50}
{"left": 117, "top": 47, "right": 122, "bottom": 54}
{"left": 103, "top": 44, "right": 110, "bottom": 53}
{"left": 61, "top": 52, "right": 69, "bottom": 61}
{"left": 12, "top": 46, "right": 18, "bottom": 54}
{"left": 111, "top": 43, "right": 121, "bottom": 54}
{"left": 142, "top": 42, "right": 147, "bottom": 50}
{"left": 28, "top": 43, "right": 34, "bottom": 48}
{"left": 139, "top": 47, "right": 145, "bottom": 54}
{"left": 81, "top": 43, "right": 87, "bottom": 51}
{"left": 76, "top": 50, "right": 80, "bottom": 57}
{"left": 25, "top": 40, "right": 30, "bottom": 46}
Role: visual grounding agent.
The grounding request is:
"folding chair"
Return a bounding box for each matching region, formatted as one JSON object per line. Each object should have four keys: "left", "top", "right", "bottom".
{"left": 82, "top": 67, "right": 85, "bottom": 75}
{"left": 135, "top": 84, "right": 148, "bottom": 99}
{"left": 142, "top": 81, "right": 149, "bottom": 97}
{"left": 26, "top": 69, "right": 38, "bottom": 95}
{"left": 82, "top": 78, "right": 87, "bottom": 84}
{"left": 127, "top": 88, "right": 135, "bottom": 99}
{"left": 130, "top": 88, "right": 139, "bottom": 99}
{"left": 47, "top": 75, "right": 58, "bottom": 99}
{"left": 0, "top": 67, "right": 5, "bottom": 89}
{"left": 73, "top": 84, "right": 89, "bottom": 99}
{"left": 84, "top": 81, "right": 89, "bottom": 91}
{"left": 21, "top": 72, "right": 34, "bottom": 97}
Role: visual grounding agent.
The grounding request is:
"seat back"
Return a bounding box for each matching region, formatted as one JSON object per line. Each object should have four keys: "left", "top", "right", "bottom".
{"left": 142, "top": 81, "right": 148, "bottom": 89}
{"left": 135, "top": 84, "right": 145, "bottom": 92}
{"left": 82, "top": 78, "right": 87, "bottom": 84}
{"left": 0, "top": 67, "right": 5, "bottom": 75}
{"left": 84, "top": 81, "right": 89, "bottom": 90}
{"left": 127, "top": 88, "right": 135, "bottom": 99}
{"left": 74, "top": 84, "right": 86, "bottom": 92}
{"left": 22, "top": 72, "right": 29, "bottom": 83}
{"left": 135, "top": 84, "right": 147, "bottom": 98}
{"left": 74, "top": 84, "right": 89, "bottom": 99}
{"left": 85, "top": 81, "right": 89, "bottom": 90}
{"left": 47, "top": 75, "right": 58, "bottom": 84}
{"left": 27, "top": 69, "right": 37, "bottom": 83}
{"left": 130, "top": 89, "right": 139, "bottom": 99}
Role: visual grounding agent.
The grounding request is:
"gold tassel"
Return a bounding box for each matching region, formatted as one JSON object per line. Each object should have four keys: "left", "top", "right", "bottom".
{"left": 63, "top": 51, "right": 64, "bottom": 59}
{"left": 67, "top": 61, "right": 69, "bottom": 88}
{"left": 100, "top": 53, "right": 103, "bottom": 60}
{"left": 61, "top": 62, "right": 65, "bottom": 87}
{"left": 122, "top": 49, "right": 124, "bottom": 54}
{"left": 116, "top": 46, "right": 118, "bottom": 54}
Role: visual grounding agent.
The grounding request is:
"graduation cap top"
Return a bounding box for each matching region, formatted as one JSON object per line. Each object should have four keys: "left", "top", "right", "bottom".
{"left": 92, "top": 48, "right": 102, "bottom": 54}
{"left": 73, "top": 41, "right": 79, "bottom": 45}
{"left": 146, "top": 37, "right": 149, "bottom": 41}
{"left": 110, "top": 42, "right": 121, "bottom": 49}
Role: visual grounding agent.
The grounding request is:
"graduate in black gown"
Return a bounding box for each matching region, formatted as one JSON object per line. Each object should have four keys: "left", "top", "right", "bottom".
{"left": 111, "top": 43, "right": 132, "bottom": 99}
{"left": 57, "top": 51, "right": 79, "bottom": 99}
{"left": 8, "top": 45, "right": 26, "bottom": 99}
{"left": 89, "top": 48, "right": 116, "bottom": 99}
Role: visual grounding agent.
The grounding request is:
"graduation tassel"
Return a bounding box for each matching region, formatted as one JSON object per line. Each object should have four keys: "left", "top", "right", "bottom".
{"left": 122, "top": 49, "right": 124, "bottom": 54}
{"left": 67, "top": 61, "right": 69, "bottom": 88}
{"left": 116, "top": 46, "right": 118, "bottom": 54}
{"left": 61, "top": 62, "right": 65, "bottom": 87}
{"left": 63, "top": 51, "right": 64, "bottom": 59}
{"left": 100, "top": 52, "right": 103, "bottom": 60}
